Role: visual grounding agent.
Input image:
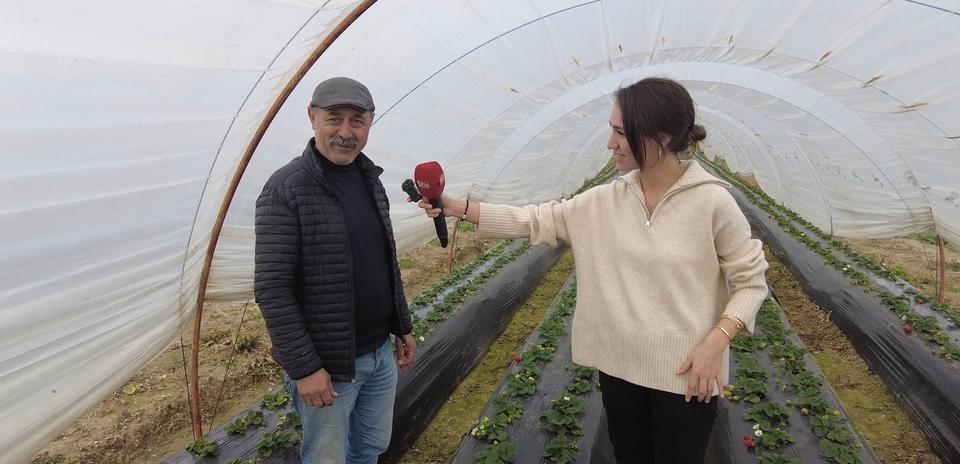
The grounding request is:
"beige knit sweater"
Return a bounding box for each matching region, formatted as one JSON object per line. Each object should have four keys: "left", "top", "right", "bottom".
{"left": 477, "top": 161, "right": 768, "bottom": 396}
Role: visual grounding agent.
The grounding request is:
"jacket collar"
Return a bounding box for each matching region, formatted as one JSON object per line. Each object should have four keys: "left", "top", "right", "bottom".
{"left": 299, "top": 138, "right": 384, "bottom": 180}
{"left": 619, "top": 159, "right": 729, "bottom": 194}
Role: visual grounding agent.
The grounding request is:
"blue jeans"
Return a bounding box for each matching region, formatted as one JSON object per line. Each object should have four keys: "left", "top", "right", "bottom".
{"left": 285, "top": 339, "right": 398, "bottom": 464}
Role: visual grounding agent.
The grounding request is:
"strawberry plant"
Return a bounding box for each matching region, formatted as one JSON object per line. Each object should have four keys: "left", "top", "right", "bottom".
{"left": 225, "top": 410, "right": 266, "bottom": 434}
{"left": 544, "top": 434, "right": 579, "bottom": 464}
{"left": 755, "top": 427, "right": 795, "bottom": 449}
{"left": 471, "top": 416, "right": 510, "bottom": 443}
{"left": 277, "top": 411, "right": 301, "bottom": 429}
{"left": 743, "top": 401, "right": 790, "bottom": 429}
{"left": 565, "top": 366, "right": 595, "bottom": 395}
{"left": 729, "top": 374, "right": 770, "bottom": 404}
{"left": 525, "top": 344, "right": 556, "bottom": 363}
{"left": 257, "top": 429, "right": 300, "bottom": 457}
{"left": 540, "top": 393, "right": 586, "bottom": 436}
{"left": 259, "top": 389, "right": 289, "bottom": 410}
{"left": 537, "top": 316, "right": 569, "bottom": 346}
{"left": 734, "top": 352, "right": 768, "bottom": 379}
{"left": 185, "top": 436, "right": 220, "bottom": 457}
{"left": 731, "top": 332, "right": 769, "bottom": 352}
{"left": 506, "top": 364, "right": 540, "bottom": 397}
{"left": 475, "top": 441, "right": 518, "bottom": 464}
{"left": 492, "top": 394, "right": 524, "bottom": 423}
{"left": 819, "top": 438, "right": 862, "bottom": 464}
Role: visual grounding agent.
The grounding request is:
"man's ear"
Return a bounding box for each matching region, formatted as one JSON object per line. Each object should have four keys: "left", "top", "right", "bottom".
{"left": 307, "top": 106, "right": 318, "bottom": 126}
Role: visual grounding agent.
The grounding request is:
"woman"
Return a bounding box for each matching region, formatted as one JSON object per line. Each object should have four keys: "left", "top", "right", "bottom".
{"left": 416, "top": 77, "right": 768, "bottom": 463}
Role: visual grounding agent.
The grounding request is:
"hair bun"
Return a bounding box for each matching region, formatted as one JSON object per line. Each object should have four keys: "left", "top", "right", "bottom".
{"left": 689, "top": 124, "right": 707, "bottom": 142}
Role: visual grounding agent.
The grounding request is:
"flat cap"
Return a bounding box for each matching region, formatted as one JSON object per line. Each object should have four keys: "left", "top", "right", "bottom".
{"left": 310, "top": 76, "right": 375, "bottom": 112}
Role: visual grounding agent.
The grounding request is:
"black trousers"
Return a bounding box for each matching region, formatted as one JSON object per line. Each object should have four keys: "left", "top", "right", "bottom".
{"left": 599, "top": 371, "right": 718, "bottom": 464}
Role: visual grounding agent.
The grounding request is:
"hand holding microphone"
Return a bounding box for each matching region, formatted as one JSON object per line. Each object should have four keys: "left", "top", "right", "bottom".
{"left": 404, "top": 161, "right": 449, "bottom": 247}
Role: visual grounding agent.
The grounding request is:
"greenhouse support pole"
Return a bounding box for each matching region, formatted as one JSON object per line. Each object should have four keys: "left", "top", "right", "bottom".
{"left": 187, "top": 0, "right": 377, "bottom": 439}
{"left": 938, "top": 235, "right": 946, "bottom": 304}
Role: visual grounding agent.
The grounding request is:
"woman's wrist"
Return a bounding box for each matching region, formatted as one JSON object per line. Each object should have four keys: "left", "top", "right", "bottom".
{"left": 705, "top": 328, "right": 730, "bottom": 350}
{"left": 706, "top": 318, "right": 740, "bottom": 349}
{"left": 447, "top": 198, "right": 466, "bottom": 218}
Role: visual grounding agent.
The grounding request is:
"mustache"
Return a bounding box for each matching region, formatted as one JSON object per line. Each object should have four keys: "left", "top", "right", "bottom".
{"left": 329, "top": 135, "right": 358, "bottom": 149}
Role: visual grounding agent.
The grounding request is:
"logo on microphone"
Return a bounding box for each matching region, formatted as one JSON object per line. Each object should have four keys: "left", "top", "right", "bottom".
{"left": 416, "top": 179, "right": 430, "bottom": 191}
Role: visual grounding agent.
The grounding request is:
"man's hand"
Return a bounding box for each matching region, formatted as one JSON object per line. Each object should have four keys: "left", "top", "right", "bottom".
{"left": 395, "top": 334, "right": 417, "bottom": 371}
{"left": 297, "top": 369, "right": 337, "bottom": 408}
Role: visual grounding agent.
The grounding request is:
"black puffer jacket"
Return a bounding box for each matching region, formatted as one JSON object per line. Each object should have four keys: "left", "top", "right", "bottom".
{"left": 254, "top": 140, "right": 412, "bottom": 381}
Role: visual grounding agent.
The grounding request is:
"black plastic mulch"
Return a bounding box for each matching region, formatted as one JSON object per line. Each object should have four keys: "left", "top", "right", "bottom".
{"left": 450, "top": 277, "right": 614, "bottom": 464}
{"left": 706, "top": 297, "right": 880, "bottom": 464}
{"left": 724, "top": 180, "right": 960, "bottom": 464}
{"left": 162, "top": 242, "right": 566, "bottom": 464}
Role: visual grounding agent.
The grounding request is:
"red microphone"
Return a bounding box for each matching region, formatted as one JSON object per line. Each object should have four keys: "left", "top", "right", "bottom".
{"left": 413, "top": 161, "right": 448, "bottom": 247}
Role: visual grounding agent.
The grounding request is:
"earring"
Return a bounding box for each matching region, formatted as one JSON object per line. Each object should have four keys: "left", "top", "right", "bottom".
{"left": 658, "top": 144, "right": 664, "bottom": 160}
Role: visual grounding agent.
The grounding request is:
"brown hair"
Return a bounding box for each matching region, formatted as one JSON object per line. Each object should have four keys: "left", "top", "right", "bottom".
{"left": 615, "top": 77, "right": 706, "bottom": 170}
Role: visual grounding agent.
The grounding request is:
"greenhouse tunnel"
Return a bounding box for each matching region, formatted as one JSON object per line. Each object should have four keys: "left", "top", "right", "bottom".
{"left": 2, "top": 0, "right": 959, "bottom": 462}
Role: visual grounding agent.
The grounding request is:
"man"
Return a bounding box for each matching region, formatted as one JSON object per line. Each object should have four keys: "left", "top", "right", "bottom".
{"left": 254, "top": 76, "right": 416, "bottom": 464}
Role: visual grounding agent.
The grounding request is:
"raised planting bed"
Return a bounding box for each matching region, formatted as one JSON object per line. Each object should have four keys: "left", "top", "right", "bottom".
{"left": 701, "top": 156, "right": 960, "bottom": 463}
{"left": 707, "top": 298, "right": 879, "bottom": 464}
{"left": 384, "top": 241, "right": 568, "bottom": 462}
{"left": 450, "top": 278, "right": 615, "bottom": 464}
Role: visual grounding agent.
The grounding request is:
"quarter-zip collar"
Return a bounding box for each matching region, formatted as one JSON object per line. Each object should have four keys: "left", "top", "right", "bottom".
{"left": 619, "top": 160, "right": 730, "bottom": 226}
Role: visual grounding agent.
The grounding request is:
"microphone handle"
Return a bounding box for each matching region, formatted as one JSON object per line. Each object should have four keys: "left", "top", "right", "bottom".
{"left": 401, "top": 179, "right": 422, "bottom": 202}
{"left": 430, "top": 198, "right": 449, "bottom": 248}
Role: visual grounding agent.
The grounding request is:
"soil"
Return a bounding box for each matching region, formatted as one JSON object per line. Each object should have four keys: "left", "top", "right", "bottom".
{"left": 764, "top": 246, "right": 943, "bottom": 464}
{"left": 30, "top": 223, "right": 498, "bottom": 464}
{"left": 841, "top": 235, "right": 960, "bottom": 309}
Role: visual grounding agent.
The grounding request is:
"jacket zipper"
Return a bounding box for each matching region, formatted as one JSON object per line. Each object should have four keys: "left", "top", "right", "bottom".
{"left": 631, "top": 179, "right": 724, "bottom": 227}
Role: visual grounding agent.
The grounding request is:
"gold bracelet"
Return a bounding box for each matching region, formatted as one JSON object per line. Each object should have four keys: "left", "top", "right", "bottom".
{"left": 714, "top": 325, "right": 733, "bottom": 341}
{"left": 721, "top": 314, "right": 745, "bottom": 331}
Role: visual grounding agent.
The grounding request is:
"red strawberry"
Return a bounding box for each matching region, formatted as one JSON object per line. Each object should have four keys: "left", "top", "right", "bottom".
{"left": 742, "top": 435, "right": 755, "bottom": 448}
{"left": 511, "top": 354, "right": 522, "bottom": 363}
{"left": 903, "top": 325, "right": 913, "bottom": 334}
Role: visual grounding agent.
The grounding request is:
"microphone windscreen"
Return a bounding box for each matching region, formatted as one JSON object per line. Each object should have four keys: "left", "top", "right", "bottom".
{"left": 414, "top": 161, "right": 445, "bottom": 199}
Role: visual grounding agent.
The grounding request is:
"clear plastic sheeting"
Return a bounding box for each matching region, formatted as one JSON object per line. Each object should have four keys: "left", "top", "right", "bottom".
{"left": 2, "top": 0, "right": 959, "bottom": 461}
{"left": 0, "top": 2, "right": 364, "bottom": 462}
